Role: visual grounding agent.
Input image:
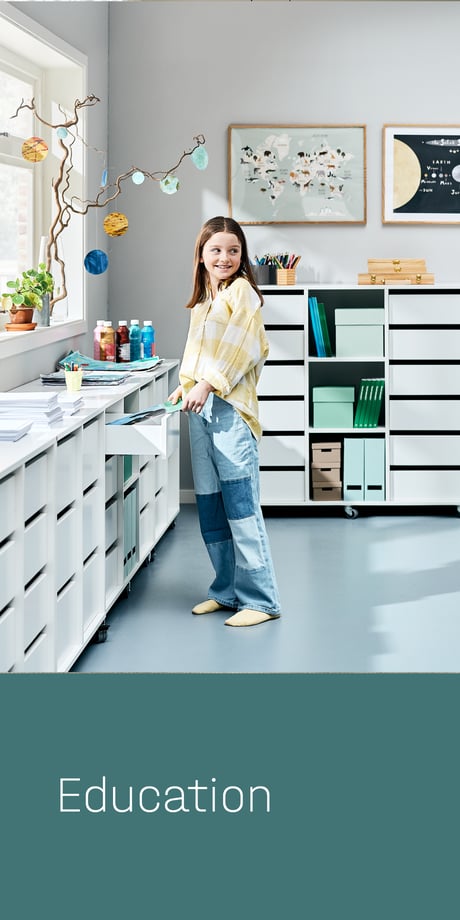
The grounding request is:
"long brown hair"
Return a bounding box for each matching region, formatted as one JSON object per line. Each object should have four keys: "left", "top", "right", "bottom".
{"left": 184, "top": 215, "right": 263, "bottom": 309}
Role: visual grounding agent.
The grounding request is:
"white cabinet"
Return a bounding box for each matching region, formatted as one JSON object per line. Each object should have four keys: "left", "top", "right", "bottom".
{"left": 259, "top": 284, "right": 460, "bottom": 511}
{"left": 0, "top": 360, "right": 180, "bottom": 672}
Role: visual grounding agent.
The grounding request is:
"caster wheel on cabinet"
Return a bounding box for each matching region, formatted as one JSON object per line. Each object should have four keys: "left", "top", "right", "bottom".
{"left": 344, "top": 506, "right": 358, "bottom": 519}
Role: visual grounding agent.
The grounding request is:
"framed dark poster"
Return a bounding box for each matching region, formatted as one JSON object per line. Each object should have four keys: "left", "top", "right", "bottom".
{"left": 383, "top": 124, "right": 460, "bottom": 223}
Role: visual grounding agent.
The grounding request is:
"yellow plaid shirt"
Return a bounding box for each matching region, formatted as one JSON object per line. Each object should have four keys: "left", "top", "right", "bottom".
{"left": 179, "top": 276, "right": 269, "bottom": 440}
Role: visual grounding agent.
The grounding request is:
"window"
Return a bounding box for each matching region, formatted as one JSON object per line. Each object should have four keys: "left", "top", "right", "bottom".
{"left": 0, "top": 4, "right": 88, "bottom": 355}
{"left": 0, "top": 55, "right": 38, "bottom": 293}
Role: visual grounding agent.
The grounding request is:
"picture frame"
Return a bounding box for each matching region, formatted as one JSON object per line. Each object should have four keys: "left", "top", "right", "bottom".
{"left": 228, "top": 124, "right": 367, "bottom": 225}
{"left": 382, "top": 124, "right": 460, "bottom": 224}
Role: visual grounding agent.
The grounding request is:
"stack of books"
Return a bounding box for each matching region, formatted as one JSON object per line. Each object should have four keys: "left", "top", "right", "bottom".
{"left": 353, "top": 379, "right": 385, "bottom": 428}
{"left": 308, "top": 296, "right": 332, "bottom": 357}
{"left": 0, "top": 392, "right": 64, "bottom": 426}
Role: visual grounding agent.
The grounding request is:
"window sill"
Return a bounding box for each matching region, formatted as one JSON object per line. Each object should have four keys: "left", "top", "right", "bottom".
{"left": 0, "top": 319, "right": 87, "bottom": 359}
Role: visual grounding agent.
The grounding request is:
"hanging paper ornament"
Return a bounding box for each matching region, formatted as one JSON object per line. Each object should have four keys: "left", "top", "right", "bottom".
{"left": 103, "top": 212, "right": 129, "bottom": 237}
{"left": 84, "top": 249, "right": 109, "bottom": 275}
{"left": 132, "top": 171, "right": 145, "bottom": 185}
{"left": 56, "top": 127, "right": 68, "bottom": 140}
{"left": 191, "top": 145, "right": 209, "bottom": 170}
{"left": 22, "top": 136, "right": 48, "bottom": 162}
{"left": 101, "top": 168, "right": 108, "bottom": 188}
{"left": 160, "top": 175, "right": 179, "bottom": 195}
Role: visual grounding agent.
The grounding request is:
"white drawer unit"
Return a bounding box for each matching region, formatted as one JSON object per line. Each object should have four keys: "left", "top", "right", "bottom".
{"left": 388, "top": 292, "right": 460, "bottom": 324}
{"left": 259, "top": 434, "right": 306, "bottom": 467}
{"left": 24, "top": 453, "right": 48, "bottom": 520}
{"left": 1, "top": 360, "right": 180, "bottom": 672}
{"left": 262, "top": 291, "right": 306, "bottom": 324}
{"left": 389, "top": 329, "right": 460, "bottom": 360}
{"left": 260, "top": 469, "right": 306, "bottom": 503}
{"left": 386, "top": 286, "right": 460, "bottom": 509}
{"left": 82, "top": 418, "right": 101, "bottom": 490}
{"left": 390, "top": 435, "right": 460, "bottom": 466}
{"left": 389, "top": 399, "right": 460, "bottom": 431}
{"left": 266, "top": 329, "right": 305, "bottom": 361}
{"left": 0, "top": 606, "right": 15, "bottom": 673}
{"left": 256, "top": 284, "right": 460, "bottom": 511}
{"left": 105, "top": 408, "right": 180, "bottom": 458}
{"left": 0, "top": 474, "right": 16, "bottom": 542}
{"left": 258, "top": 364, "right": 305, "bottom": 397}
{"left": 390, "top": 470, "right": 460, "bottom": 503}
{"left": 389, "top": 364, "right": 460, "bottom": 396}
{"left": 259, "top": 399, "right": 305, "bottom": 431}
{"left": 56, "top": 433, "right": 79, "bottom": 511}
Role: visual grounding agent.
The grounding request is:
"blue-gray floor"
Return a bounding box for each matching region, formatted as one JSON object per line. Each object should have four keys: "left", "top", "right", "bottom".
{"left": 72, "top": 503, "right": 460, "bottom": 673}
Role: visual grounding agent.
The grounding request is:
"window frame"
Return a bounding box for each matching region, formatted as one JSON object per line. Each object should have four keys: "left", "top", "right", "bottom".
{"left": 0, "top": 2, "right": 88, "bottom": 359}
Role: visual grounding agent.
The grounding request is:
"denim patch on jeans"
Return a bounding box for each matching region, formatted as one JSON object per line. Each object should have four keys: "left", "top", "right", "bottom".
{"left": 196, "top": 492, "right": 232, "bottom": 544}
{"left": 220, "top": 476, "right": 254, "bottom": 520}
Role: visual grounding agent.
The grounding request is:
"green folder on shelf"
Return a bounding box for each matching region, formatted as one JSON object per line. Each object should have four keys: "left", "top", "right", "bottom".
{"left": 354, "top": 378, "right": 384, "bottom": 428}
{"left": 317, "top": 302, "right": 333, "bottom": 356}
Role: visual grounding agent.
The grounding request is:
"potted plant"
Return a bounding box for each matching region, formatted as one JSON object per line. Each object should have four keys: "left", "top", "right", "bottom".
{"left": 2, "top": 264, "right": 54, "bottom": 326}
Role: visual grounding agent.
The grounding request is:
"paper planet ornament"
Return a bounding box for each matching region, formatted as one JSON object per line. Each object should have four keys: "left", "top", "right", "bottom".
{"left": 103, "top": 212, "right": 129, "bottom": 237}
{"left": 56, "top": 127, "right": 68, "bottom": 140}
{"left": 160, "top": 175, "right": 179, "bottom": 195}
{"left": 132, "top": 171, "right": 145, "bottom": 185}
{"left": 22, "top": 136, "right": 49, "bottom": 162}
{"left": 191, "top": 145, "right": 208, "bottom": 170}
{"left": 84, "top": 249, "right": 109, "bottom": 275}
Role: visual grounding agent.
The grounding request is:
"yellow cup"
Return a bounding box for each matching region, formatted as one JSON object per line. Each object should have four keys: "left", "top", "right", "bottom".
{"left": 65, "top": 369, "right": 83, "bottom": 392}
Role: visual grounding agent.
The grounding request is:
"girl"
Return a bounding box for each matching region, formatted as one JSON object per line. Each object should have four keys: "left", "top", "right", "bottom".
{"left": 169, "top": 216, "right": 281, "bottom": 627}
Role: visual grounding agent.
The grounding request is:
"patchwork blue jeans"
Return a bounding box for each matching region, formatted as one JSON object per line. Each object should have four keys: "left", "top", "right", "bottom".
{"left": 188, "top": 394, "right": 281, "bottom": 615}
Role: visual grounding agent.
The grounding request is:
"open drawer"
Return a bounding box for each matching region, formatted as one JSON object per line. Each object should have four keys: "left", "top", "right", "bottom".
{"left": 105, "top": 407, "right": 180, "bottom": 457}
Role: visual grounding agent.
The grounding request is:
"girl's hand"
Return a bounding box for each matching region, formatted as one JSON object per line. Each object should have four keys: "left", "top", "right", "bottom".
{"left": 167, "top": 385, "right": 183, "bottom": 405}
{"left": 182, "top": 380, "right": 214, "bottom": 413}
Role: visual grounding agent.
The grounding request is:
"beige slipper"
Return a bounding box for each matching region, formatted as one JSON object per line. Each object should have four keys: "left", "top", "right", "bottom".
{"left": 192, "top": 599, "right": 228, "bottom": 615}
{"left": 224, "top": 609, "right": 281, "bottom": 627}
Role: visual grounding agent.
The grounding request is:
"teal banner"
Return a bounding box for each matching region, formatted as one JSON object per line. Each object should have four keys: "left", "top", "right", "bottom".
{"left": 1, "top": 674, "right": 459, "bottom": 918}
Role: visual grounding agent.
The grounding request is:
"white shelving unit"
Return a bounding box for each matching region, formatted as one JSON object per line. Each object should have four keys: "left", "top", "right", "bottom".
{"left": 259, "top": 284, "right": 460, "bottom": 514}
{"left": 0, "top": 360, "right": 180, "bottom": 673}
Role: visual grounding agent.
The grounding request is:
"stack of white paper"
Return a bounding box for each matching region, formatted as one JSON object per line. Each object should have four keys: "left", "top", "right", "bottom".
{"left": 57, "top": 392, "right": 84, "bottom": 415}
{"left": 0, "top": 419, "right": 32, "bottom": 441}
{"left": 0, "top": 392, "right": 64, "bottom": 424}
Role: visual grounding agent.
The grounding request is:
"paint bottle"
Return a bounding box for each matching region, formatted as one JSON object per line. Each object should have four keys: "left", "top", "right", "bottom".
{"left": 116, "top": 320, "right": 130, "bottom": 363}
{"left": 141, "top": 320, "right": 155, "bottom": 358}
{"left": 129, "top": 319, "right": 141, "bottom": 362}
{"left": 100, "top": 320, "right": 115, "bottom": 362}
{"left": 93, "top": 320, "right": 105, "bottom": 359}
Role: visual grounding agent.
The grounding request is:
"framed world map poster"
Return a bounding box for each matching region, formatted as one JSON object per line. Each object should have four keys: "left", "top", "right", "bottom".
{"left": 228, "top": 124, "right": 366, "bottom": 224}
{"left": 383, "top": 124, "right": 460, "bottom": 223}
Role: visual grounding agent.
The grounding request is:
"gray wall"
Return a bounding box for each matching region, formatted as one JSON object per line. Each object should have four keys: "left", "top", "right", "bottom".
{"left": 107, "top": 0, "right": 460, "bottom": 492}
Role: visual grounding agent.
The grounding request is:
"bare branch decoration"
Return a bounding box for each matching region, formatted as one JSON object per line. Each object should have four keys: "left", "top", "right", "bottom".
{"left": 12, "top": 95, "right": 207, "bottom": 314}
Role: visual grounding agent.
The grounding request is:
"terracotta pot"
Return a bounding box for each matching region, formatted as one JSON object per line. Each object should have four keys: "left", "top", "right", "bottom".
{"left": 9, "top": 307, "right": 34, "bottom": 324}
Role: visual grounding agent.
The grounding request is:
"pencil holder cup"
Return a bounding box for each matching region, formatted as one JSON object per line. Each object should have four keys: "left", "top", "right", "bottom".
{"left": 65, "top": 369, "right": 83, "bottom": 392}
{"left": 253, "top": 264, "right": 277, "bottom": 285}
{"left": 276, "top": 268, "right": 296, "bottom": 285}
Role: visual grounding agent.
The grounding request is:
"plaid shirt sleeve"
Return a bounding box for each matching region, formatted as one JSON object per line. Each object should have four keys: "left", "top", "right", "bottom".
{"left": 180, "top": 277, "right": 268, "bottom": 396}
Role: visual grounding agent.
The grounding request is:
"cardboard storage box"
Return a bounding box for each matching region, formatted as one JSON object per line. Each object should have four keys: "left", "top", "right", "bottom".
{"left": 311, "top": 441, "right": 342, "bottom": 486}
{"left": 312, "top": 485, "right": 342, "bottom": 501}
{"left": 311, "top": 467, "right": 341, "bottom": 486}
{"left": 335, "top": 308, "right": 384, "bottom": 357}
{"left": 311, "top": 441, "right": 342, "bottom": 466}
{"left": 312, "top": 387, "right": 355, "bottom": 428}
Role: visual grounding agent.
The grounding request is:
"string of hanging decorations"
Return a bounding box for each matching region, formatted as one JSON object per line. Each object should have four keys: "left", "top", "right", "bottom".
{"left": 12, "top": 93, "right": 208, "bottom": 315}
